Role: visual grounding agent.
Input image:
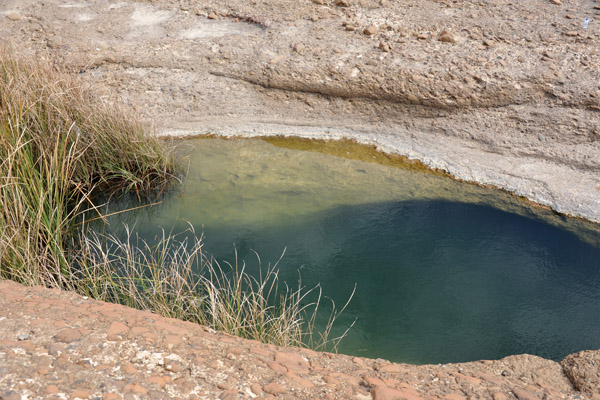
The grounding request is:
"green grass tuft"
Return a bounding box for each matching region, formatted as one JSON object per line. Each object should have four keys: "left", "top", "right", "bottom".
{"left": 0, "top": 46, "right": 353, "bottom": 351}
{"left": 0, "top": 45, "right": 176, "bottom": 286}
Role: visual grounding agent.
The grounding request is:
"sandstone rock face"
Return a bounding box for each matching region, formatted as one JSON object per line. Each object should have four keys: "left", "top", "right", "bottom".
{"left": 561, "top": 350, "right": 600, "bottom": 396}
{"left": 0, "top": 278, "right": 597, "bottom": 399}
{"left": 0, "top": 0, "right": 598, "bottom": 223}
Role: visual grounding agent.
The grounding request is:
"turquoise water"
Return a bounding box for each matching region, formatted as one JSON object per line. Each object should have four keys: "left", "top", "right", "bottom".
{"left": 97, "top": 138, "right": 600, "bottom": 364}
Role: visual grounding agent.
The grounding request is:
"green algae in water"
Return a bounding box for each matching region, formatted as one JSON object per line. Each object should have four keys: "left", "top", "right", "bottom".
{"left": 95, "top": 138, "right": 600, "bottom": 364}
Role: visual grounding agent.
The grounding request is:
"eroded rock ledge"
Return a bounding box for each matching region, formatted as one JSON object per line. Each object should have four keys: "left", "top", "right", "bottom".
{"left": 0, "top": 279, "right": 598, "bottom": 399}
{"left": 1, "top": 0, "right": 599, "bottom": 223}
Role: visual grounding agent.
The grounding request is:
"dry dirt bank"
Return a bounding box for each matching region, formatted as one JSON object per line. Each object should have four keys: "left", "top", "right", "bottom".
{"left": 1, "top": 0, "right": 599, "bottom": 222}
{"left": 1, "top": 278, "right": 600, "bottom": 400}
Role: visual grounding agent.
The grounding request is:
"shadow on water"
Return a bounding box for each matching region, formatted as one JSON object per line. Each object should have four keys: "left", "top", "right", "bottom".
{"left": 85, "top": 138, "right": 600, "bottom": 365}
{"left": 91, "top": 196, "right": 600, "bottom": 364}
{"left": 195, "top": 200, "right": 600, "bottom": 364}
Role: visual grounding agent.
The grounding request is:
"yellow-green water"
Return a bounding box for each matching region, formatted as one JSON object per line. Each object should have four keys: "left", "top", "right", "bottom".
{"left": 97, "top": 138, "right": 600, "bottom": 364}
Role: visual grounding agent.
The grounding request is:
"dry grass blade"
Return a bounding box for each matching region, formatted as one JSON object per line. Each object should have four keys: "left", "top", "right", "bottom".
{"left": 0, "top": 45, "right": 353, "bottom": 352}
{"left": 74, "top": 226, "right": 352, "bottom": 349}
{"left": 0, "top": 45, "right": 177, "bottom": 287}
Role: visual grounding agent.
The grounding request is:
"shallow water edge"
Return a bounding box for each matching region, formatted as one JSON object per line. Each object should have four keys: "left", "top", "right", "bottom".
{"left": 158, "top": 131, "right": 600, "bottom": 246}
{"left": 158, "top": 124, "right": 600, "bottom": 226}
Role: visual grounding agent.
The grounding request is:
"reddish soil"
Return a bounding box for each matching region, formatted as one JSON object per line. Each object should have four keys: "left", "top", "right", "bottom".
{"left": 1, "top": 279, "right": 598, "bottom": 399}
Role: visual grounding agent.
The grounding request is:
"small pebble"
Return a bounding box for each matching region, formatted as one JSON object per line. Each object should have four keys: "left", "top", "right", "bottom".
{"left": 250, "top": 383, "right": 263, "bottom": 395}
{"left": 45, "top": 385, "right": 59, "bottom": 395}
{"left": 542, "top": 51, "right": 555, "bottom": 58}
{"left": 439, "top": 30, "right": 458, "bottom": 43}
{"left": 364, "top": 25, "right": 377, "bottom": 35}
{"left": 6, "top": 12, "right": 22, "bottom": 21}
{"left": 378, "top": 41, "right": 391, "bottom": 52}
{"left": 263, "top": 382, "right": 286, "bottom": 395}
{"left": 17, "top": 333, "right": 30, "bottom": 341}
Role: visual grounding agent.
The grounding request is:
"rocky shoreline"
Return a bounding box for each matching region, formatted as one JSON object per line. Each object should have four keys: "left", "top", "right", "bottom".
{"left": 1, "top": 0, "right": 600, "bottom": 398}
{"left": 1, "top": 0, "right": 598, "bottom": 222}
{"left": 2, "top": 278, "right": 599, "bottom": 399}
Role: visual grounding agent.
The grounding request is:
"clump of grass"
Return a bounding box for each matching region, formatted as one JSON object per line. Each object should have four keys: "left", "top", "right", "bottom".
{"left": 0, "top": 47, "right": 175, "bottom": 194}
{"left": 0, "top": 45, "right": 176, "bottom": 286}
{"left": 75, "top": 227, "right": 354, "bottom": 350}
{"left": 0, "top": 47, "right": 354, "bottom": 350}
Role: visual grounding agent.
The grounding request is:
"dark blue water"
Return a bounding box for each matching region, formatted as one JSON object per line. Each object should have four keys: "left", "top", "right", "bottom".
{"left": 97, "top": 138, "right": 600, "bottom": 364}
{"left": 192, "top": 200, "right": 600, "bottom": 364}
